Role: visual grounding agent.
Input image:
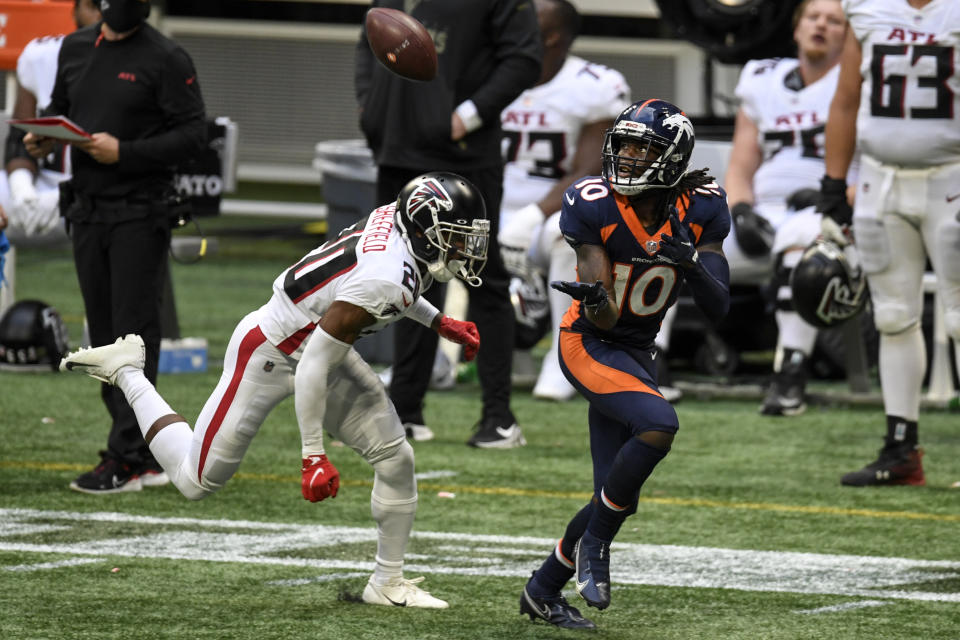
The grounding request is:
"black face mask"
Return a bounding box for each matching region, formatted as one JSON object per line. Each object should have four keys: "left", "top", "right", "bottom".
{"left": 100, "top": 0, "right": 150, "bottom": 33}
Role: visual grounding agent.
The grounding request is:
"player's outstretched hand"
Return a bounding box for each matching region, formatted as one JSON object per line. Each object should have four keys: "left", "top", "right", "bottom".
{"left": 657, "top": 214, "right": 699, "bottom": 269}
{"left": 438, "top": 315, "right": 480, "bottom": 361}
{"left": 551, "top": 279, "right": 608, "bottom": 311}
{"left": 301, "top": 454, "right": 340, "bottom": 502}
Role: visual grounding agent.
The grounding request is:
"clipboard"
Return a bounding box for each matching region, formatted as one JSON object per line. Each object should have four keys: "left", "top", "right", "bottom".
{"left": 7, "top": 116, "right": 91, "bottom": 142}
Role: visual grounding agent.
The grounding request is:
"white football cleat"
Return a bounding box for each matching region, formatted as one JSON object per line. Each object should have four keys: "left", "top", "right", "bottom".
{"left": 59, "top": 334, "right": 145, "bottom": 384}
{"left": 361, "top": 575, "right": 449, "bottom": 609}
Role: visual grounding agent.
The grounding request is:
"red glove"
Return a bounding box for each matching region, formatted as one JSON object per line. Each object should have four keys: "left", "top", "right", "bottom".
{"left": 438, "top": 315, "right": 480, "bottom": 361}
{"left": 301, "top": 454, "right": 340, "bottom": 502}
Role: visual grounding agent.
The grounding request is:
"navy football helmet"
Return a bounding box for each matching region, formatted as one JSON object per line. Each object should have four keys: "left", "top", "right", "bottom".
{"left": 396, "top": 172, "right": 490, "bottom": 287}
{"left": 602, "top": 99, "right": 695, "bottom": 196}
{"left": 790, "top": 239, "right": 867, "bottom": 328}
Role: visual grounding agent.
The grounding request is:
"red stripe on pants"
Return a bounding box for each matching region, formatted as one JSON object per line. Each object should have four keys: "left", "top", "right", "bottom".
{"left": 197, "top": 325, "right": 267, "bottom": 482}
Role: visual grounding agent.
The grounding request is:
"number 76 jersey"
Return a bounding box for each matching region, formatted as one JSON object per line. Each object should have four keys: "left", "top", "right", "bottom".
{"left": 558, "top": 176, "right": 731, "bottom": 350}
{"left": 845, "top": 0, "right": 960, "bottom": 166}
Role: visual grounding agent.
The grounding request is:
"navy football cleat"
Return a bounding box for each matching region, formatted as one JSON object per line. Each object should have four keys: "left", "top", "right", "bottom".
{"left": 520, "top": 582, "right": 596, "bottom": 629}
{"left": 574, "top": 533, "right": 611, "bottom": 609}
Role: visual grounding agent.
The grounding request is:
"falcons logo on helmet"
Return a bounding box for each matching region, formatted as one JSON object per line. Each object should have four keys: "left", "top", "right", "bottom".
{"left": 406, "top": 178, "right": 453, "bottom": 218}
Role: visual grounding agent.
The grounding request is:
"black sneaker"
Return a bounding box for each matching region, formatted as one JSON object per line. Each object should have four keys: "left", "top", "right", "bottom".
{"left": 69, "top": 451, "right": 142, "bottom": 494}
{"left": 466, "top": 418, "right": 526, "bottom": 449}
{"left": 841, "top": 444, "right": 925, "bottom": 487}
{"left": 520, "top": 581, "right": 596, "bottom": 629}
{"left": 760, "top": 350, "right": 808, "bottom": 416}
{"left": 574, "top": 533, "right": 611, "bottom": 610}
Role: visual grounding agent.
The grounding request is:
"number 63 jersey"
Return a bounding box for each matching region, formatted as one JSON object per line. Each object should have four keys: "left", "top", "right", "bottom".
{"left": 846, "top": 0, "right": 960, "bottom": 166}
{"left": 559, "top": 176, "right": 731, "bottom": 350}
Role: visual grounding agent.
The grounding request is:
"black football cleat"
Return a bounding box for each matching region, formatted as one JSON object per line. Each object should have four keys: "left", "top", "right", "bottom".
{"left": 841, "top": 444, "right": 925, "bottom": 487}
{"left": 574, "top": 533, "right": 611, "bottom": 610}
{"left": 760, "top": 350, "right": 808, "bottom": 416}
{"left": 520, "top": 583, "right": 596, "bottom": 629}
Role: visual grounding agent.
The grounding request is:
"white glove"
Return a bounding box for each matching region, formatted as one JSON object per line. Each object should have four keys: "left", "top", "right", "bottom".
{"left": 8, "top": 168, "right": 42, "bottom": 234}
{"left": 499, "top": 202, "right": 545, "bottom": 277}
{"left": 820, "top": 215, "right": 851, "bottom": 248}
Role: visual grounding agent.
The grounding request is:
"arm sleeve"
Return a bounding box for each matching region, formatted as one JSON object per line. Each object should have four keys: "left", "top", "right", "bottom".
{"left": 467, "top": 0, "right": 542, "bottom": 126}
{"left": 686, "top": 251, "right": 730, "bottom": 325}
{"left": 294, "top": 327, "right": 352, "bottom": 457}
{"left": 118, "top": 47, "right": 206, "bottom": 172}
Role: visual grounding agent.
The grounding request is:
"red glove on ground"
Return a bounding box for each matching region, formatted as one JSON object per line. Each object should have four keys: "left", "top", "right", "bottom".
{"left": 301, "top": 454, "right": 340, "bottom": 502}
{"left": 438, "top": 315, "right": 480, "bottom": 361}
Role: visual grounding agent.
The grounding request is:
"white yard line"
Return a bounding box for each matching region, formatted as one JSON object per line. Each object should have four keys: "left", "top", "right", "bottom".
{"left": 2, "top": 508, "right": 959, "bottom": 603}
{"left": 795, "top": 600, "right": 891, "bottom": 614}
{"left": 4, "top": 557, "right": 101, "bottom": 572}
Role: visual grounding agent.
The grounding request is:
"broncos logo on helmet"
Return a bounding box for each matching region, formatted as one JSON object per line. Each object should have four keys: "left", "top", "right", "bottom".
{"left": 602, "top": 98, "right": 695, "bottom": 196}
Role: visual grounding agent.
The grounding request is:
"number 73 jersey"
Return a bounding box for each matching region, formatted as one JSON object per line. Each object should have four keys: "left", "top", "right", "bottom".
{"left": 845, "top": 0, "right": 960, "bottom": 166}
{"left": 559, "top": 176, "right": 731, "bottom": 350}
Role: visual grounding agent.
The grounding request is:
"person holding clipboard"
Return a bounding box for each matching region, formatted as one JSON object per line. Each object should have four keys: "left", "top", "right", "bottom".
{"left": 23, "top": 0, "right": 207, "bottom": 495}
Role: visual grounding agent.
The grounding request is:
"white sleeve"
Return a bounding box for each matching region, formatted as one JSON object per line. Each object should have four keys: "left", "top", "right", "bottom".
{"left": 734, "top": 60, "right": 761, "bottom": 123}
{"left": 294, "top": 327, "right": 351, "bottom": 457}
{"left": 404, "top": 295, "right": 440, "bottom": 328}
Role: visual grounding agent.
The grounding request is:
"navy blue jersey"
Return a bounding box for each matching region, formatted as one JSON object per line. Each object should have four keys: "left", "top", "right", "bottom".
{"left": 559, "top": 175, "right": 731, "bottom": 349}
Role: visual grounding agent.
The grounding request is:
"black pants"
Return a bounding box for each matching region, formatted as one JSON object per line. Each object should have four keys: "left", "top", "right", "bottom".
{"left": 378, "top": 165, "right": 515, "bottom": 426}
{"left": 70, "top": 215, "right": 170, "bottom": 467}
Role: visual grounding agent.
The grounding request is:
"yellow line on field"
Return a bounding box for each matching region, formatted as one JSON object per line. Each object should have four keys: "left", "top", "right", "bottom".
{"left": 6, "top": 460, "right": 959, "bottom": 523}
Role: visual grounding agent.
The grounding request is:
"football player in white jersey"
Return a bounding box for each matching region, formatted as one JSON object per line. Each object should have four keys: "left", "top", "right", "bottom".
{"left": 724, "top": 0, "right": 849, "bottom": 415}
{"left": 2, "top": 0, "right": 100, "bottom": 239}
{"left": 59, "top": 172, "right": 489, "bottom": 607}
{"left": 818, "top": 0, "right": 960, "bottom": 486}
{"left": 498, "top": 0, "right": 630, "bottom": 401}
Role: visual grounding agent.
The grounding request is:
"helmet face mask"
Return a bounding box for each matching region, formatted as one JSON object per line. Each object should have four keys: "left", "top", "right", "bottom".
{"left": 790, "top": 239, "right": 867, "bottom": 328}
{"left": 396, "top": 172, "right": 490, "bottom": 286}
{"left": 602, "top": 99, "right": 695, "bottom": 196}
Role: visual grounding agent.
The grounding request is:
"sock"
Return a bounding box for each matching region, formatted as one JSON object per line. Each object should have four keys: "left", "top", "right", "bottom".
{"left": 879, "top": 325, "right": 924, "bottom": 421}
{"left": 528, "top": 503, "right": 591, "bottom": 597}
{"left": 371, "top": 492, "right": 417, "bottom": 584}
{"left": 586, "top": 438, "right": 669, "bottom": 541}
{"left": 884, "top": 415, "right": 918, "bottom": 449}
{"left": 116, "top": 367, "right": 178, "bottom": 436}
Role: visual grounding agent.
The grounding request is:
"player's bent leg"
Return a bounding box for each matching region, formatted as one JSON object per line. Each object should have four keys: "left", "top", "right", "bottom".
{"left": 327, "top": 351, "right": 447, "bottom": 608}
{"left": 182, "top": 314, "right": 294, "bottom": 498}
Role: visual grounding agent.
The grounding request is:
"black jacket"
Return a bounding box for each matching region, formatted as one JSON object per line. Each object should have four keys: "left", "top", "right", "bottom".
{"left": 48, "top": 22, "right": 206, "bottom": 200}
{"left": 355, "top": 0, "right": 541, "bottom": 170}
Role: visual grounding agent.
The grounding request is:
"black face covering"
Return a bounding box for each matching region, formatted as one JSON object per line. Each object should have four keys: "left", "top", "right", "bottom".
{"left": 100, "top": 0, "right": 150, "bottom": 33}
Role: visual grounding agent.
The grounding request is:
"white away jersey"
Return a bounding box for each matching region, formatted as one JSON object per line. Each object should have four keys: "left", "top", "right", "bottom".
{"left": 735, "top": 57, "right": 839, "bottom": 209}
{"left": 257, "top": 205, "right": 426, "bottom": 356}
{"left": 844, "top": 0, "right": 960, "bottom": 166}
{"left": 17, "top": 34, "right": 65, "bottom": 111}
{"left": 500, "top": 55, "right": 630, "bottom": 216}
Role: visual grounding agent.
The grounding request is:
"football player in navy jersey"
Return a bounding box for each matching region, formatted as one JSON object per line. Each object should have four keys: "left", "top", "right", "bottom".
{"left": 519, "top": 99, "right": 731, "bottom": 629}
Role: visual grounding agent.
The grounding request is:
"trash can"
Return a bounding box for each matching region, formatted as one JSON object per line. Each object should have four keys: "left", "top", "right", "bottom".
{"left": 314, "top": 140, "right": 394, "bottom": 366}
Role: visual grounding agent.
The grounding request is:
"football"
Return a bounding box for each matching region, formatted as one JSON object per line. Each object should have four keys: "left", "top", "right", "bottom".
{"left": 364, "top": 7, "right": 438, "bottom": 82}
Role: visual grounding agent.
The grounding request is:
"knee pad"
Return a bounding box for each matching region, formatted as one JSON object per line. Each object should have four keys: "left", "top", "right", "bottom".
{"left": 370, "top": 437, "right": 416, "bottom": 501}
{"left": 872, "top": 300, "right": 919, "bottom": 335}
